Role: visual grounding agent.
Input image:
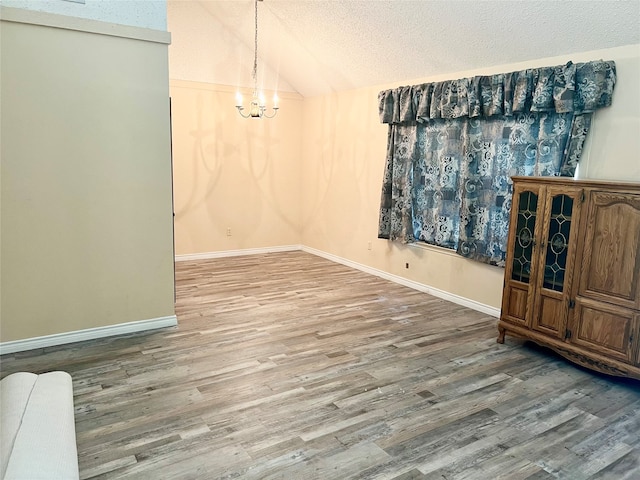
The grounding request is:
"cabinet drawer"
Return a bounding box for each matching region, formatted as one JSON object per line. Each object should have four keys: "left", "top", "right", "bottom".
{"left": 570, "top": 298, "right": 637, "bottom": 363}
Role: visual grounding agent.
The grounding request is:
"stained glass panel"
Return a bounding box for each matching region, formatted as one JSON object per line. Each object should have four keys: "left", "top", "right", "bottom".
{"left": 542, "top": 194, "right": 574, "bottom": 291}
{"left": 511, "top": 191, "right": 538, "bottom": 283}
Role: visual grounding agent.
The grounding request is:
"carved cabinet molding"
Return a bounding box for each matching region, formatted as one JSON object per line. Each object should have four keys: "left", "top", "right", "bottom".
{"left": 498, "top": 176, "right": 640, "bottom": 379}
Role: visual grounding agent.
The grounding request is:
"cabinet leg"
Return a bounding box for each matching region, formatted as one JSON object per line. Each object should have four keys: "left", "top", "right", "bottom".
{"left": 497, "top": 327, "right": 506, "bottom": 344}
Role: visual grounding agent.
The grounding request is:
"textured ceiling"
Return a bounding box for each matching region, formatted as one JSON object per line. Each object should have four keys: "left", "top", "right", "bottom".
{"left": 169, "top": 0, "right": 640, "bottom": 97}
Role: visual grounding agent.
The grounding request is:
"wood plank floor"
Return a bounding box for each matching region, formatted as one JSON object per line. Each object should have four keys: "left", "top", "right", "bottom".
{"left": 1, "top": 251, "right": 639, "bottom": 479}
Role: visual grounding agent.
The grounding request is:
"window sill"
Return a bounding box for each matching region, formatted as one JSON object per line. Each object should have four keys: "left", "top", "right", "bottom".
{"left": 407, "top": 241, "right": 459, "bottom": 258}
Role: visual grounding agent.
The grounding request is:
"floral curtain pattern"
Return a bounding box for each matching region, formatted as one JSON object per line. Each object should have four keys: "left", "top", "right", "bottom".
{"left": 412, "top": 120, "right": 464, "bottom": 249}
{"left": 378, "top": 60, "right": 616, "bottom": 266}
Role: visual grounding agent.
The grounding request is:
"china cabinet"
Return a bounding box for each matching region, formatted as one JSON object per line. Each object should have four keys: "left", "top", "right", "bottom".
{"left": 498, "top": 176, "right": 640, "bottom": 379}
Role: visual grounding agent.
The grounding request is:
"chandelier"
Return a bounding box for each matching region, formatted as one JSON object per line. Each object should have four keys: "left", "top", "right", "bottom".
{"left": 235, "top": 0, "right": 279, "bottom": 119}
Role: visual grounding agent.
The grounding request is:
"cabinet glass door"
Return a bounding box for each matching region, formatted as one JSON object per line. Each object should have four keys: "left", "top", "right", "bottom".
{"left": 542, "top": 194, "right": 574, "bottom": 292}
{"left": 532, "top": 189, "right": 582, "bottom": 338}
{"left": 511, "top": 190, "right": 538, "bottom": 284}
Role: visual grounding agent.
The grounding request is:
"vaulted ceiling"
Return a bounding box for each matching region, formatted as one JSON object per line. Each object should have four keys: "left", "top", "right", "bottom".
{"left": 167, "top": 0, "right": 640, "bottom": 97}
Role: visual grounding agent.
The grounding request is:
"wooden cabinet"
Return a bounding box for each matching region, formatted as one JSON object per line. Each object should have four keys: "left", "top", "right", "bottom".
{"left": 498, "top": 177, "right": 640, "bottom": 379}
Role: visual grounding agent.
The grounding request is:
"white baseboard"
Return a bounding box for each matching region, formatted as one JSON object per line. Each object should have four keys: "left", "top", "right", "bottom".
{"left": 0, "top": 315, "right": 178, "bottom": 355}
{"left": 175, "top": 245, "right": 302, "bottom": 262}
{"left": 301, "top": 246, "right": 501, "bottom": 318}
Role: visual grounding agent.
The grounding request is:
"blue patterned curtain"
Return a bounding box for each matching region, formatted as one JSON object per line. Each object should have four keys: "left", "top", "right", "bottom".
{"left": 378, "top": 60, "right": 616, "bottom": 266}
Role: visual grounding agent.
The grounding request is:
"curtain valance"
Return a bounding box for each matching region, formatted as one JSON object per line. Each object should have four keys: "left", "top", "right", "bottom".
{"left": 378, "top": 60, "right": 616, "bottom": 125}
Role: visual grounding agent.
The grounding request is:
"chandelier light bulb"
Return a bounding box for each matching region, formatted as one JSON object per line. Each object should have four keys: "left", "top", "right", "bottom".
{"left": 250, "top": 98, "right": 261, "bottom": 118}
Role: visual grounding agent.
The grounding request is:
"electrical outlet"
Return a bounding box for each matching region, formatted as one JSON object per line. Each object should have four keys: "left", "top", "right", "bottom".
{"left": 405, "top": 262, "right": 409, "bottom": 269}
{"left": 226, "top": 227, "right": 232, "bottom": 236}
{"left": 367, "top": 241, "right": 372, "bottom": 250}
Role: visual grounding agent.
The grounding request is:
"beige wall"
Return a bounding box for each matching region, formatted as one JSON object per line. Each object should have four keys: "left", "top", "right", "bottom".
{"left": 1, "top": 13, "right": 175, "bottom": 342}
{"left": 170, "top": 80, "right": 303, "bottom": 255}
{"left": 301, "top": 44, "right": 640, "bottom": 311}
{"left": 578, "top": 46, "right": 640, "bottom": 180}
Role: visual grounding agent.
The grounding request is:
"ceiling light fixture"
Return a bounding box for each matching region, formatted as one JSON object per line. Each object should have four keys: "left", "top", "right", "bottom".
{"left": 235, "top": 0, "right": 279, "bottom": 119}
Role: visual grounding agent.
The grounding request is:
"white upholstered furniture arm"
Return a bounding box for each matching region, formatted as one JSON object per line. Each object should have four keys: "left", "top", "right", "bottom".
{"left": 0, "top": 371, "right": 79, "bottom": 480}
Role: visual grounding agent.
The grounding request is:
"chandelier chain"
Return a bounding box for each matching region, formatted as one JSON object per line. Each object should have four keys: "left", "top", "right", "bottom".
{"left": 252, "top": 0, "right": 258, "bottom": 86}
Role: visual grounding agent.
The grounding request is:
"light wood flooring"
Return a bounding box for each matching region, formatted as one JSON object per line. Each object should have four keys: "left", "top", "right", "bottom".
{"left": 1, "top": 251, "right": 639, "bottom": 479}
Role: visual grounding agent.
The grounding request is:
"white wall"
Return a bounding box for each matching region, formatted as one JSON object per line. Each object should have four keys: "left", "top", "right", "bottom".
{"left": 0, "top": 0, "right": 167, "bottom": 30}
{"left": 170, "top": 80, "right": 304, "bottom": 256}
{"left": 167, "top": 0, "right": 295, "bottom": 93}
